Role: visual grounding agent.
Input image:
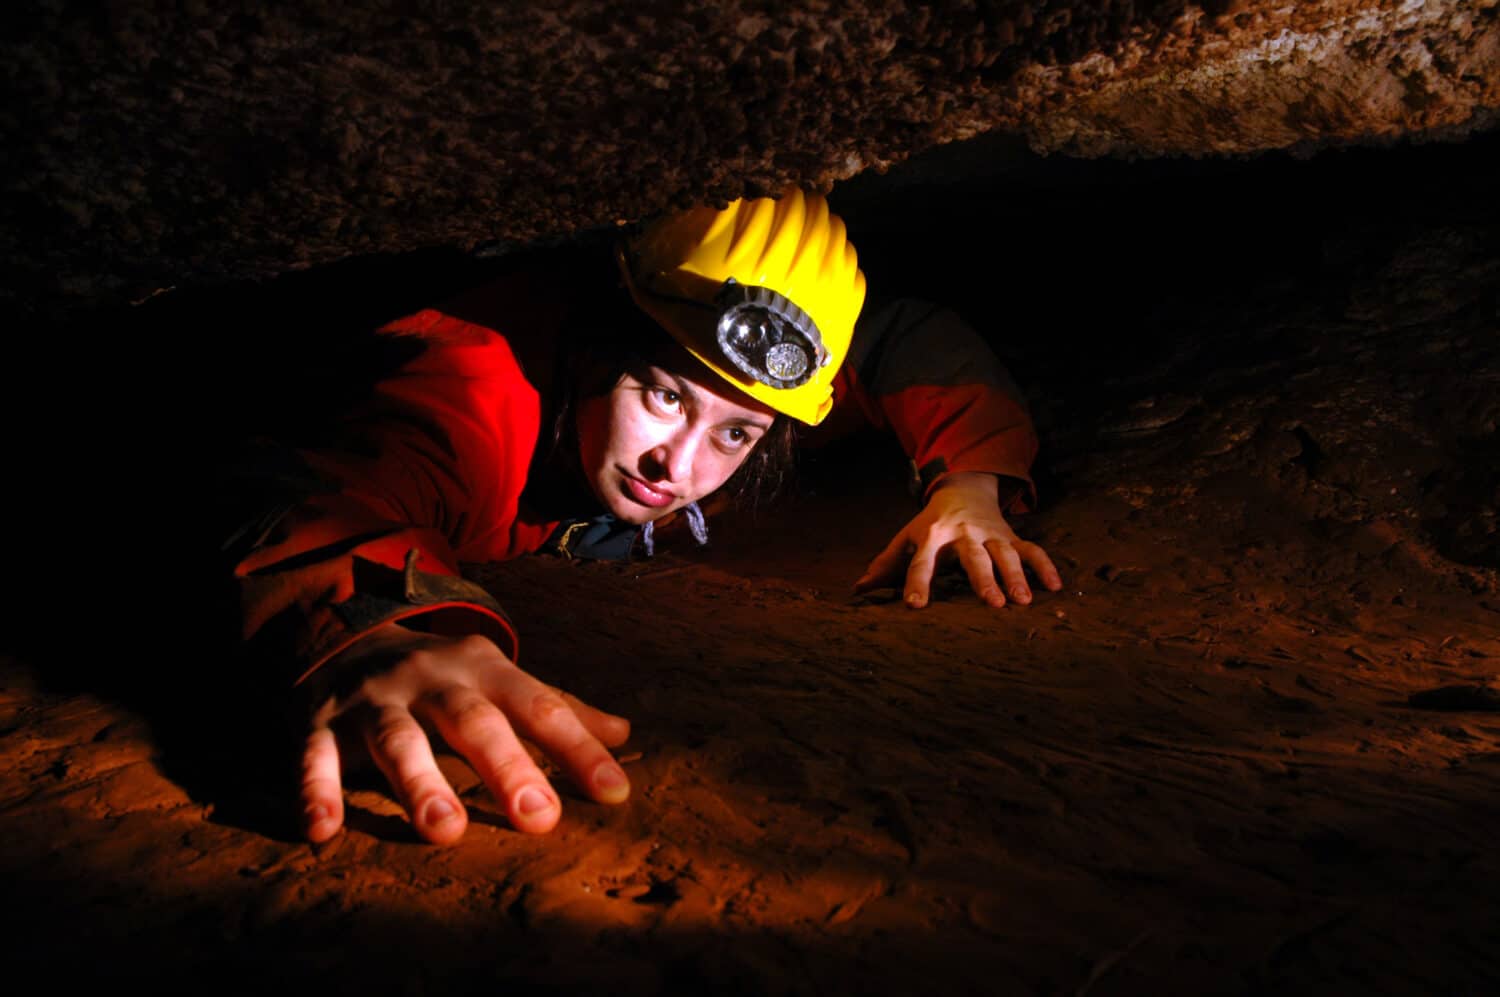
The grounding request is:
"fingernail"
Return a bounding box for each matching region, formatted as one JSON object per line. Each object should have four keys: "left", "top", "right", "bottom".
{"left": 517, "top": 787, "right": 554, "bottom": 815}
{"left": 1012, "top": 587, "right": 1031, "bottom": 603}
{"left": 593, "top": 763, "right": 629, "bottom": 804}
{"left": 424, "top": 798, "right": 459, "bottom": 825}
{"left": 594, "top": 763, "right": 628, "bottom": 792}
{"left": 303, "top": 803, "right": 329, "bottom": 827}
{"left": 906, "top": 593, "right": 924, "bottom": 608}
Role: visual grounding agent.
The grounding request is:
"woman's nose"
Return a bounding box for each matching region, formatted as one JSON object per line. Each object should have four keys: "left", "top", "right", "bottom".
{"left": 651, "top": 430, "right": 700, "bottom": 482}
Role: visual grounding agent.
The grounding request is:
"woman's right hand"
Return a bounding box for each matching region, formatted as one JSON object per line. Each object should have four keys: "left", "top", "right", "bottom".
{"left": 299, "top": 624, "right": 632, "bottom": 845}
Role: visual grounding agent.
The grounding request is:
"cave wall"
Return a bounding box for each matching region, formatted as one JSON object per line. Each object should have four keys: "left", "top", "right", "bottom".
{"left": 3, "top": 0, "right": 1497, "bottom": 320}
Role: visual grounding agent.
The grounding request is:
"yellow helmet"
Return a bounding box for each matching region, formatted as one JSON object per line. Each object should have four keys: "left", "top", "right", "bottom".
{"left": 618, "top": 188, "right": 866, "bottom": 426}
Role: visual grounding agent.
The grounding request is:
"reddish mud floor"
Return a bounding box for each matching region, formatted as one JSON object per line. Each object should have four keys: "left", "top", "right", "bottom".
{"left": 5, "top": 141, "right": 1500, "bottom": 994}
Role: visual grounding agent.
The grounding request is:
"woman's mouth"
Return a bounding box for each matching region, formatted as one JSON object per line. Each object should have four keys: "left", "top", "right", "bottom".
{"left": 621, "top": 474, "right": 677, "bottom": 509}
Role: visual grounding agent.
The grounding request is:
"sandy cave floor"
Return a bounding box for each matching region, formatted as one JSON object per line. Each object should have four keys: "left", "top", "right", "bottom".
{"left": 6, "top": 452, "right": 1500, "bottom": 995}
{"left": 5, "top": 148, "right": 1500, "bottom": 995}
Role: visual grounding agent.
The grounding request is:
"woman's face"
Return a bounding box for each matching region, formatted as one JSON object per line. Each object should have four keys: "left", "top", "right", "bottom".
{"left": 575, "top": 362, "right": 777, "bottom": 525}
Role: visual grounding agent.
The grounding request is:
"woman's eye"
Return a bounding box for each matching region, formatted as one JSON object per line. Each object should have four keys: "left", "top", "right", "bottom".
{"left": 649, "top": 388, "right": 681, "bottom": 411}
{"left": 719, "top": 427, "right": 753, "bottom": 450}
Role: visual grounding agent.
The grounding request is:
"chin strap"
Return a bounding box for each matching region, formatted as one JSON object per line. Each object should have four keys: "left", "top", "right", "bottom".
{"left": 640, "top": 500, "right": 709, "bottom": 558}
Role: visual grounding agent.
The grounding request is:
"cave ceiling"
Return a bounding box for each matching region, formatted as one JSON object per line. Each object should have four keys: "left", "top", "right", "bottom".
{"left": 4, "top": 0, "right": 1497, "bottom": 319}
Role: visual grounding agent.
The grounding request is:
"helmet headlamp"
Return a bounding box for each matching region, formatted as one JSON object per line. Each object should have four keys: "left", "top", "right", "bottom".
{"left": 713, "top": 279, "right": 828, "bottom": 390}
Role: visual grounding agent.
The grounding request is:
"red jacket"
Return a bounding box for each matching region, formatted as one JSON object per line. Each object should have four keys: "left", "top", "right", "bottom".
{"left": 232, "top": 274, "right": 1038, "bottom": 687}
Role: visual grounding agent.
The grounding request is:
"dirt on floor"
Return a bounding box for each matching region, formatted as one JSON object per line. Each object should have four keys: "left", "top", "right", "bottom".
{"left": 5, "top": 147, "right": 1500, "bottom": 995}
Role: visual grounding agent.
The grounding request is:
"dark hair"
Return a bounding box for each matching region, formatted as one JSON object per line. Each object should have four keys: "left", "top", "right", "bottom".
{"left": 550, "top": 274, "right": 797, "bottom": 512}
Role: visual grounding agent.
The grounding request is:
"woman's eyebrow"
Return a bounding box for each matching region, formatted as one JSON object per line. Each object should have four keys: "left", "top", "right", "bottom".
{"left": 729, "top": 414, "right": 774, "bottom": 432}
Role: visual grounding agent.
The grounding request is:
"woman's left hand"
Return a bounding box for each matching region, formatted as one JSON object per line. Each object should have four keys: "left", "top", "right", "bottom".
{"left": 854, "top": 471, "right": 1063, "bottom": 609}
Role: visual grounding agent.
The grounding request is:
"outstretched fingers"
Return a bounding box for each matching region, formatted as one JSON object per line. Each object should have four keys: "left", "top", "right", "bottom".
{"left": 985, "top": 538, "right": 1032, "bottom": 605}
{"left": 362, "top": 704, "right": 468, "bottom": 845}
{"left": 301, "top": 726, "right": 345, "bottom": 843}
{"left": 1023, "top": 541, "right": 1065, "bottom": 592}
{"left": 903, "top": 541, "right": 940, "bottom": 609}
{"left": 419, "top": 686, "right": 562, "bottom": 834}
{"left": 958, "top": 537, "right": 1008, "bottom": 608}
{"left": 488, "top": 668, "right": 631, "bottom": 806}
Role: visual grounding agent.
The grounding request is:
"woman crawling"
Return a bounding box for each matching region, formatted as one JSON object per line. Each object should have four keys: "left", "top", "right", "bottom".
{"left": 227, "top": 189, "right": 1062, "bottom": 845}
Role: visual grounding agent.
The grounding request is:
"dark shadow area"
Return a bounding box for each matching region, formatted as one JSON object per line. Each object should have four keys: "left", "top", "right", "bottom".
{"left": 836, "top": 129, "right": 1500, "bottom": 502}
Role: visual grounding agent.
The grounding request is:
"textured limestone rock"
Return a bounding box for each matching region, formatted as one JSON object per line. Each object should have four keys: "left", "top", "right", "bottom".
{"left": 1023, "top": 0, "right": 1500, "bottom": 157}
{"left": 3, "top": 0, "right": 1496, "bottom": 318}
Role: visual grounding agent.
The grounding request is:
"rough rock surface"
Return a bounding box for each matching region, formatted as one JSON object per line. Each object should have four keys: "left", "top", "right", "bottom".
{"left": 4, "top": 0, "right": 1497, "bottom": 318}
{"left": 1025, "top": 0, "right": 1500, "bottom": 157}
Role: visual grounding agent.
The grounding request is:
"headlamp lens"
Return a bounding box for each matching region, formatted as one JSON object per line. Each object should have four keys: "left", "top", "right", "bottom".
{"left": 764, "top": 341, "right": 810, "bottom": 381}
{"left": 729, "top": 312, "right": 771, "bottom": 351}
{"left": 714, "top": 287, "right": 824, "bottom": 390}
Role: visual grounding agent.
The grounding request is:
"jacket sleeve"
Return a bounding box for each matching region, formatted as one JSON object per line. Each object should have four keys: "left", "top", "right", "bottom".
{"left": 229, "top": 311, "right": 533, "bottom": 689}
{"left": 830, "top": 298, "right": 1039, "bottom": 513}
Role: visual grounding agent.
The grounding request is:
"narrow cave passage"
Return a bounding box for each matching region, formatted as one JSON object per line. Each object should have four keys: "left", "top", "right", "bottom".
{"left": 4, "top": 133, "right": 1500, "bottom": 995}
